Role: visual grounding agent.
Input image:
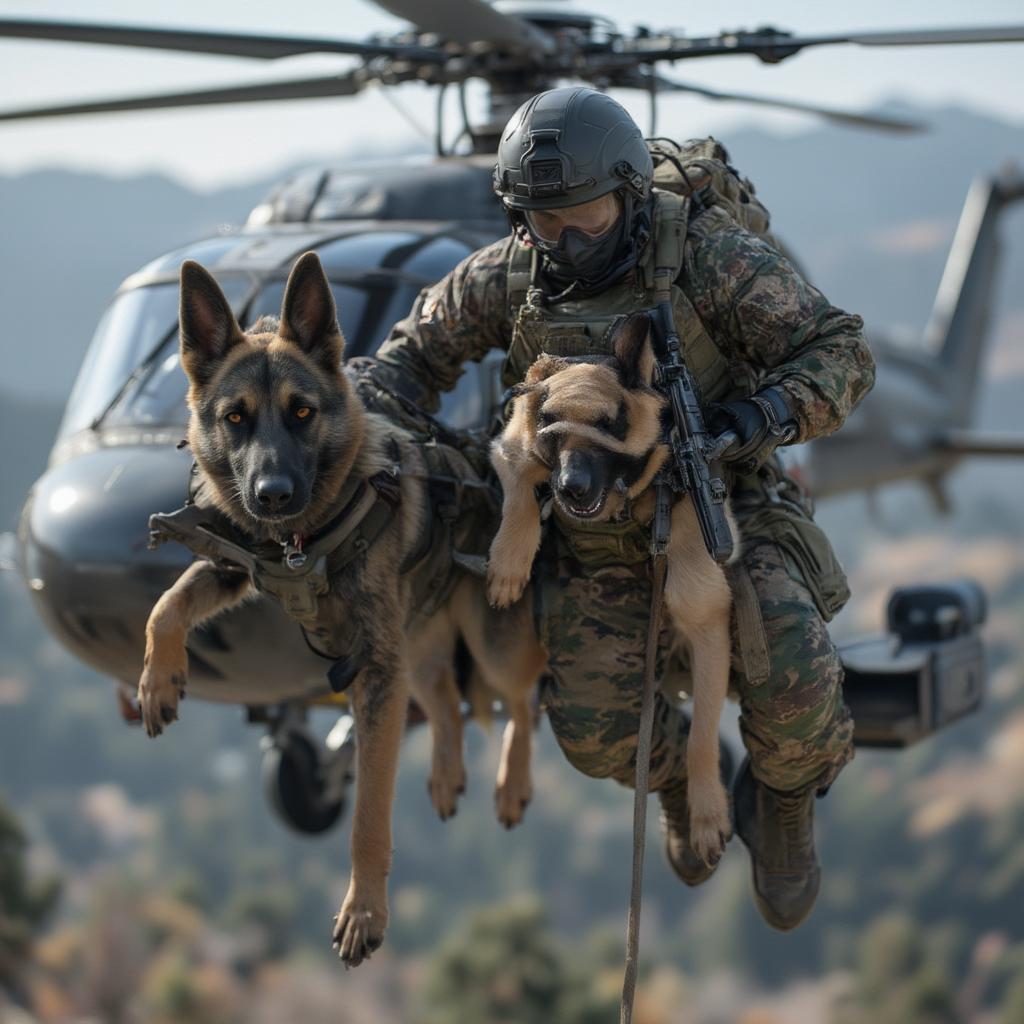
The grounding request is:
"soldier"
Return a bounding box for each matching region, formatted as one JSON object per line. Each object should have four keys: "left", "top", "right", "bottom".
{"left": 352, "top": 86, "right": 875, "bottom": 931}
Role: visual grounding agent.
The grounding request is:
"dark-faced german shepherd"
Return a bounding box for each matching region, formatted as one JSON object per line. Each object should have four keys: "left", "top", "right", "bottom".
{"left": 487, "top": 313, "right": 734, "bottom": 864}
{"left": 139, "top": 252, "right": 544, "bottom": 965}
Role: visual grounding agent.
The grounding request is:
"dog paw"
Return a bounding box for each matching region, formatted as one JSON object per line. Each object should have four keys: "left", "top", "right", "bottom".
{"left": 689, "top": 780, "right": 732, "bottom": 867}
{"left": 486, "top": 568, "right": 530, "bottom": 610}
{"left": 494, "top": 772, "right": 532, "bottom": 830}
{"left": 137, "top": 656, "right": 187, "bottom": 738}
{"left": 332, "top": 893, "right": 388, "bottom": 967}
{"left": 428, "top": 765, "right": 466, "bottom": 822}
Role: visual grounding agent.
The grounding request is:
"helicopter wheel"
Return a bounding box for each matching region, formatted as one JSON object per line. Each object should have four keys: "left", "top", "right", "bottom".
{"left": 261, "top": 725, "right": 351, "bottom": 835}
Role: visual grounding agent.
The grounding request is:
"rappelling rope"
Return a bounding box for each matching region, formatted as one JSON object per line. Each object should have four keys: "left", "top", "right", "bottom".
{"left": 620, "top": 478, "right": 672, "bottom": 1024}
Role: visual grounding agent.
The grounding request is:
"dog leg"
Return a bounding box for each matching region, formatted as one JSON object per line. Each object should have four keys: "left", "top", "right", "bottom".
{"left": 412, "top": 659, "right": 466, "bottom": 821}
{"left": 407, "top": 615, "right": 466, "bottom": 821}
{"left": 494, "top": 691, "right": 534, "bottom": 829}
{"left": 138, "top": 562, "right": 252, "bottom": 738}
{"left": 487, "top": 447, "right": 548, "bottom": 609}
{"left": 665, "top": 501, "right": 733, "bottom": 866}
{"left": 454, "top": 579, "right": 546, "bottom": 829}
{"left": 332, "top": 651, "right": 408, "bottom": 967}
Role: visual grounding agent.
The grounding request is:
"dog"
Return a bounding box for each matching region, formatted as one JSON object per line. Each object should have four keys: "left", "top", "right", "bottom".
{"left": 486, "top": 312, "right": 734, "bottom": 865}
{"left": 138, "top": 252, "right": 545, "bottom": 965}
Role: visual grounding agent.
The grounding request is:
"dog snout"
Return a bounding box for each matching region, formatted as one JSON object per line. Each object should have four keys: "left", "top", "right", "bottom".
{"left": 557, "top": 452, "right": 597, "bottom": 504}
{"left": 254, "top": 475, "right": 295, "bottom": 512}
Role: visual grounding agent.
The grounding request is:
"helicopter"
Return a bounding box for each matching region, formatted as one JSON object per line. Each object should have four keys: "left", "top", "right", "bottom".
{"left": 4, "top": 1, "right": 1023, "bottom": 834}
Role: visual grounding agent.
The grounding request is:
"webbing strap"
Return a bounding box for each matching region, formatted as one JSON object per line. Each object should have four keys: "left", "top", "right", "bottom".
{"left": 650, "top": 189, "right": 690, "bottom": 306}
{"left": 507, "top": 244, "right": 536, "bottom": 314}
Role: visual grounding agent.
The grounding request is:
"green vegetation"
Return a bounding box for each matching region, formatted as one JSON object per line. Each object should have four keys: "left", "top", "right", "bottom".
{"left": 0, "top": 798, "right": 60, "bottom": 1003}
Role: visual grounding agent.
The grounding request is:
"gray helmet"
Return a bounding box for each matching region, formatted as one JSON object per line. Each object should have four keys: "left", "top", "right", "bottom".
{"left": 493, "top": 87, "right": 652, "bottom": 211}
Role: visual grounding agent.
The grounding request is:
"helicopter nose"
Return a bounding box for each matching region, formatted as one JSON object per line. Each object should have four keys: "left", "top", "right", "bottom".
{"left": 255, "top": 476, "right": 294, "bottom": 512}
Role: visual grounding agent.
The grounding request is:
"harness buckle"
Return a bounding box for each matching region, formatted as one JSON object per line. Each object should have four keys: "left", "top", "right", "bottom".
{"left": 283, "top": 534, "right": 307, "bottom": 571}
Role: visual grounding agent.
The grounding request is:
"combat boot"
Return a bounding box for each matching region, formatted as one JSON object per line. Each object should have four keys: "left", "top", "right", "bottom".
{"left": 659, "top": 737, "right": 736, "bottom": 887}
{"left": 733, "top": 757, "right": 820, "bottom": 931}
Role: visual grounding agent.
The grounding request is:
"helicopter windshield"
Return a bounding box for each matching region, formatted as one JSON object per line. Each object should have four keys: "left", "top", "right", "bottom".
{"left": 59, "top": 278, "right": 251, "bottom": 438}
{"left": 60, "top": 276, "right": 409, "bottom": 437}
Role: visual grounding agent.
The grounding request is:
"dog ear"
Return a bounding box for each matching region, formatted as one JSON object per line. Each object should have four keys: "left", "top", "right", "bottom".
{"left": 179, "top": 260, "right": 245, "bottom": 385}
{"left": 279, "top": 251, "right": 345, "bottom": 372}
{"left": 525, "top": 353, "right": 569, "bottom": 385}
{"left": 611, "top": 312, "right": 656, "bottom": 389}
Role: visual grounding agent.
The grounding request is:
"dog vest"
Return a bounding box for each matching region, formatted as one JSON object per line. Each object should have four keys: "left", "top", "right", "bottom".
{"left": 148, "top": 426, "right": 498, "bottom": 693}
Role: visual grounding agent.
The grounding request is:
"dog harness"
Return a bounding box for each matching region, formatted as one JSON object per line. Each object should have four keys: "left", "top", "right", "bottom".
{"left": 148, "top": 426, "right": 497, "bottom": 692}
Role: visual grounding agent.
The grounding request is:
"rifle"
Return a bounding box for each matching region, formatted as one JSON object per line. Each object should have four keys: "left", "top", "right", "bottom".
{"left": 651, "top": 299, "right": 735, "bottom": 564}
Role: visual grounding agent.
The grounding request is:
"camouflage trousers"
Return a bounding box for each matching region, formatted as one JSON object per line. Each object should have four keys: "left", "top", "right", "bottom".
{"left": 536, "top": 480, "right": 855, "bottom": 795}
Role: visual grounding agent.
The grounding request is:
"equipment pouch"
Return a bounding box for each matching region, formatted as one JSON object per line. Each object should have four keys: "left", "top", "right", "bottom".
{"left": 731, "top": 459, "right": 850, "bottom": 623}
{"left": 739, "top": 504, "right": 850, "bottom": 622}
{"left": 543, "top": 322, "right": 594, "bottom": 357}
{"left": 552, "top": 507, "right": 651, "bottom": 570}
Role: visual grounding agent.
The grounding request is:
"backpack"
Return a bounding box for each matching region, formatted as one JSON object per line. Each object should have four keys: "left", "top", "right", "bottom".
{"left": 647, "top": 136, "right": 779, "bottom": 248}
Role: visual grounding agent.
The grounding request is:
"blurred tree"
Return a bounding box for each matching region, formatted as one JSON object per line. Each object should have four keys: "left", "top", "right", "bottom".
{"left": 423, "top": 897, "right": 617, "bottom": 1024}
{"left": 834, "top": 913, "right": 958, "bottom": 1024}
{"left": 0, "top": 798, "right": 60, "bottom": 1005}
{"left": 1000, "top": 972, "right": 1024, "bottom": 1024}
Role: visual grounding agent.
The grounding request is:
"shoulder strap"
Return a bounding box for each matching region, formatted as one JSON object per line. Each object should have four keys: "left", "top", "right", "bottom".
{"left": 649, "top": 189, "right": 691, "bottom": 305}
{"left": 507, "top": 243, "right": 536, "bottom": 314}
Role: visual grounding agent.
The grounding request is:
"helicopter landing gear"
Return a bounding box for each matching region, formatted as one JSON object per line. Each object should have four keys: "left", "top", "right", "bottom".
{"left": 259, "top": 707, "right": 356, "bottom": 835}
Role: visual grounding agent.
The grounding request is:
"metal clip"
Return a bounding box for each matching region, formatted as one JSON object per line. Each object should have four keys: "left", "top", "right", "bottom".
{"left": 283, "top": 535, "right": 307, "bottom": 571}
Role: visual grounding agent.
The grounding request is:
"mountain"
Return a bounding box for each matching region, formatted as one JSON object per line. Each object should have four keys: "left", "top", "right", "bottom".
{"left": 0, "top": 103, "right": 1021, "bottom": 409}
{"left": 0, "top": 169, "right": 279, "bottom": 404}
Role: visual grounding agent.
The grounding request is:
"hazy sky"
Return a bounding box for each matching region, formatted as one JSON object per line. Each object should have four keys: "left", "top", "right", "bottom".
{"left": 1, "top": 0, "right": 1023, "bottom": 186}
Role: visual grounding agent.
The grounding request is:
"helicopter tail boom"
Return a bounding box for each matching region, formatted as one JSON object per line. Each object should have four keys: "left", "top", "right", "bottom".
{"left": 923, "top": 165, "right": 1024, "bottom": 425}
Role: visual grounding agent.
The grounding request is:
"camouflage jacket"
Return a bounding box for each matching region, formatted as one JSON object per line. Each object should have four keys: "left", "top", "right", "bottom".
{"left": 371, "top": 204, "right": 876, "bottom": 443}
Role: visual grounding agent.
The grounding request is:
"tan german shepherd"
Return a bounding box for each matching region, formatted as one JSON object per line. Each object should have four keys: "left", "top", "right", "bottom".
{"left": 138, "top": 252, "right": 544, "bottom": 965}
{"left": 486, "top": 313, "right": 734, "bottom": 865}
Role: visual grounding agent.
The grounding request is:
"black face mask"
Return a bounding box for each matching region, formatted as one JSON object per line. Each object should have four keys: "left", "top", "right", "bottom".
{"left": 526, "top": 193, "right": 650, "bottom": 298}
{"left": 540, "top": 213, "right": 627, "bottom": 281}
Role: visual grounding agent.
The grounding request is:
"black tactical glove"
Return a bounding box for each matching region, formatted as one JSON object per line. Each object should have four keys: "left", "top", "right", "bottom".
{"left": 707, "top": 387, "right": 797, "bottom": 474}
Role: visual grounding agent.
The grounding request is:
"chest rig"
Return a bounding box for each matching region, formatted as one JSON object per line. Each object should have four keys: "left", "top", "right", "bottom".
{"left": 503, "top": 189, "right": 747, "bottom": 405}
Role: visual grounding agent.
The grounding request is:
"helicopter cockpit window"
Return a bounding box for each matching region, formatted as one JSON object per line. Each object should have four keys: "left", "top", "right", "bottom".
{"left": 60, "top": 278, "right": 251, "bottom": 437}
{"left": 60, "top": 284, "right": 181, "bottom": 437}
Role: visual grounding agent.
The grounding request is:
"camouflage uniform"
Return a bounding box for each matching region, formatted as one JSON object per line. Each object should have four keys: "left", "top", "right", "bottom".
{"left": 370, "top": 202, "right": 875, "bottom": 795}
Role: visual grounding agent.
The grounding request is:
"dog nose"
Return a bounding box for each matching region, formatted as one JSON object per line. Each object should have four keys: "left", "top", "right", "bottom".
{"left": 558, "top": 460, "right": 593, "bottom": 502}
{"left": 255, "top": 476, "right": 294, "bottom": 511}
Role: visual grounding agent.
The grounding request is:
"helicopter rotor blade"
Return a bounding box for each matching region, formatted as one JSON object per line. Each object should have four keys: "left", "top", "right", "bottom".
{"left": 649, "top": 75, "right": 926, "bottom": 133}
{"left": 372, "top": 0, "right": 553, "bottom": 52}
{"left": 0, "top": 17, "right": 446, "bottom": 62}
{"left": 0, "top": 73, "right": 366, "bottom": 122}
{"left": 626, "top": 24, "right": 1024, "bottom": 64}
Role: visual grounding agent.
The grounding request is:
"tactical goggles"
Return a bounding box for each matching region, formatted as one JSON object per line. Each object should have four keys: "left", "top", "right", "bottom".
{"left": 523, "top": 193, "right": 622, "bottom": 245}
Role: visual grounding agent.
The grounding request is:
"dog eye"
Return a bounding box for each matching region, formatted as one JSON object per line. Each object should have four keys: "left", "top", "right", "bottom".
{"left": 225, "top": 411, "right": 244, "bottom": 425}
{"left": 595, "top": 415, "right": 613, "bottom": 433}
{"left": 538, "top": 410, "right": 556, "bottom": 427}
{"left": 294, "top": 406, "right": 313, "bottom": 421}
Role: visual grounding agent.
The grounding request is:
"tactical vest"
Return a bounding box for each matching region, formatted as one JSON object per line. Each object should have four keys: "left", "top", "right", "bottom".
{"left": 502, "top": 189, "right": 752, "bottom": 406}
{"left": 502, "top": 189, "right": 752, "bottom": 569}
